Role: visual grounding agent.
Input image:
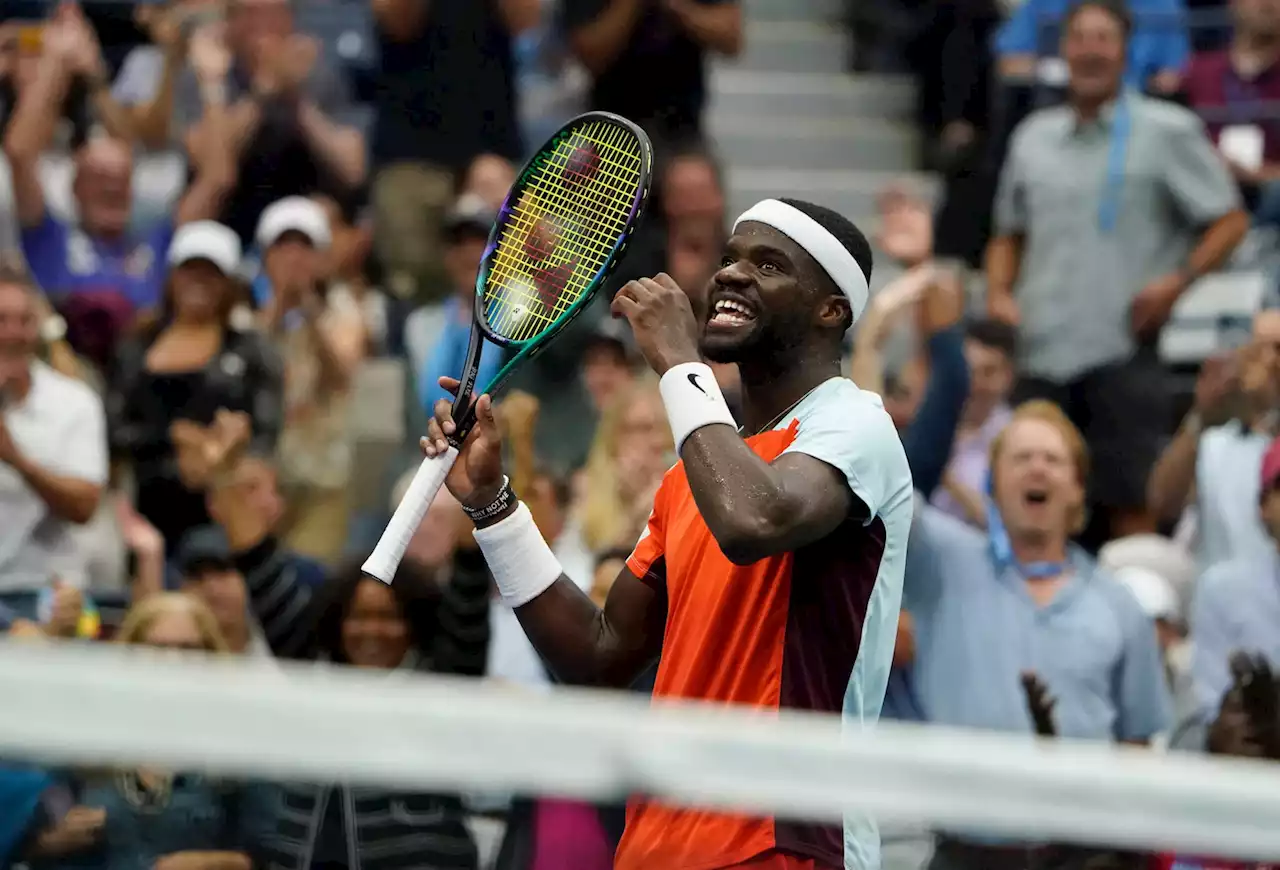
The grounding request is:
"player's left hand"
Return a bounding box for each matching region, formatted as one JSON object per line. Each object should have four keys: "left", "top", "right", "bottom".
{"left": 611, "top": 273, "right": 701, "bottom": 376}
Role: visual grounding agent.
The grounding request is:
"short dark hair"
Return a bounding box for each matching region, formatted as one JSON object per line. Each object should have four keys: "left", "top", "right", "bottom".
{"left": 1063, "top": 0, "right": 1132, "bottom": 38}
{"left": 965, "top": 318, "right": 1018, "bottom": 359}
{"left": 775, "top": 198, "right": 873, "bottom": 332}
{"left": 776, "top": 198, "right": 874, "bottom": 293}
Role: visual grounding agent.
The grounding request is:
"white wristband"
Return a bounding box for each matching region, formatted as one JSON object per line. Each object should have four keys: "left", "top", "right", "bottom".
{"left": 659, "top": 362, "right": 737, "bottom": 454}
{"left": 471, "top": 502, "right": 563, "bottom": 607}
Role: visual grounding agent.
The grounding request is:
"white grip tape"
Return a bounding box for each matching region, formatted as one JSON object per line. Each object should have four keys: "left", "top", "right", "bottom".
{"left": 471, "top": 502, "right": 562, "bottom": 607}
{"left": 659, "top": 362, "right": 737, "bottom": 454}
{"left": 362, "top": 447, "right": 458, "bottom": 584}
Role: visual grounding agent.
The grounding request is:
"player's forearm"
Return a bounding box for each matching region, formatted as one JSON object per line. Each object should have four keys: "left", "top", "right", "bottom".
{"left": 472, "top": 498, "right": 653, "bottom": 687}
{"left": 514, "top": 579, "right": 638, "bottom": 687}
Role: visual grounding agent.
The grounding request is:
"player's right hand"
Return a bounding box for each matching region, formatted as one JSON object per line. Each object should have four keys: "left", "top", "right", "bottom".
{"left": 422, "top": 376, "right": 506, "bottom": 510}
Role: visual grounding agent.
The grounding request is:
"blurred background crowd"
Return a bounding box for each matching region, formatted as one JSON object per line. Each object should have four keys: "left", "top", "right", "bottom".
{"left": 2, "top": 0, "right": 1280, "bottom": 868}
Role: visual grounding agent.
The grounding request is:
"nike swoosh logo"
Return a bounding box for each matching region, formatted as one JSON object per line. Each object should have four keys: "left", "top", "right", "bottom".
{"left": 687, "top": 372, "right": 708, "bottom": 395}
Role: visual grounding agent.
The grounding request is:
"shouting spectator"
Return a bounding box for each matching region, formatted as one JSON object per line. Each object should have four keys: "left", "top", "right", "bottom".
{"left": 180, "top": 0, "right": 367, "bottom": 246}
{"left": 563, "top": 0, "right": 742, "bottom": 146}
{"left": 904, "top": 400, "right": 1170, "bottom": 869}
{"left": 106, "top": 221, "right": 282, "bottom": 558}
{"left": 5, "top": 8, "right": 237, "bottom": 370}
{"left": 987, "top": 0, "right": 1249, "bottom": 547}
{"left": 0, "top": 264, "right": 107, "bottom": 617}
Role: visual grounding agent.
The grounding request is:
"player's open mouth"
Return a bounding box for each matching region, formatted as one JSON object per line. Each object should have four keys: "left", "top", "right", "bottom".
{"left": 709, "top": 297, "right": 757, "bottom": 328}
{"left": 1023, "top": 489, "right": 1049, "bottom": 506}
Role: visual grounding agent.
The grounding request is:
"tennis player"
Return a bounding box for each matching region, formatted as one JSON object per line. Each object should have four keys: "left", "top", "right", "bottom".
{"left": 423, "top": 198, "right": 914, "bottom": 870}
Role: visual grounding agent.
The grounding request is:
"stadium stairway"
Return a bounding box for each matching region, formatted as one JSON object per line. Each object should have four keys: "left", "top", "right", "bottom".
{"left": 710, "top": 0, "right": 937, "bottom": 290}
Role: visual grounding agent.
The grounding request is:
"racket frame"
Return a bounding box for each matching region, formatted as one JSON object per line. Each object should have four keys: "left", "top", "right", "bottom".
{"left": 447, "top": 111, "right": 655, "bottom": 441}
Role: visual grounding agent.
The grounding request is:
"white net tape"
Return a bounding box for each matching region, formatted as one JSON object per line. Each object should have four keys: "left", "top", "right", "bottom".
{"left": 4, "top": 641, "right": 1280, "bottom": 860}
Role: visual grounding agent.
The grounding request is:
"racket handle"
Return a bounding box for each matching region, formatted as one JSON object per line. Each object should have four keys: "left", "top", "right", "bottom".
{"left": 362, "top": 447, "right": 458, "bottom": 584}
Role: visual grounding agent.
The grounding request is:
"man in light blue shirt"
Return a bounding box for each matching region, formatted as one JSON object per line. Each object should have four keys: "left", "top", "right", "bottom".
{"left": 903, "top": 400, "right": 1170, "bottom": 870}
{"left": 1191, "top": 435, "right": 1280, "bottom": 716}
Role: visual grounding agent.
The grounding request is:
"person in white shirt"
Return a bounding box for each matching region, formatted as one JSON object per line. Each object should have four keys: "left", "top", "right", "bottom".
{"left": 0, "top": 263, "right": 107, "bottom": 615}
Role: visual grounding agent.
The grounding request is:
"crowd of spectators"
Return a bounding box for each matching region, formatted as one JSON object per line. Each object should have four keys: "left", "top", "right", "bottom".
{"left": 1, "top": 0, "right": 1280, "bottom": 868}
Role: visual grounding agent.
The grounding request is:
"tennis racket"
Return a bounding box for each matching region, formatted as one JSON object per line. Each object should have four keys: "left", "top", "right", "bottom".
{"left": 363, "top": 112, "right": 655, "bottom": 583}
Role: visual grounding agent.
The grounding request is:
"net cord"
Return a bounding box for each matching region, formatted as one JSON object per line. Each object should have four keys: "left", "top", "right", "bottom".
{"left": 1, "top": 642, "right": 1278, "bottom": 861}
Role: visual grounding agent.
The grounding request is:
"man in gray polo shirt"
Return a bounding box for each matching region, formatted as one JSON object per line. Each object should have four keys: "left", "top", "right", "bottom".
{"left": 904, "top": 400, "right": 1170, "bottom": 870}
{"left": 986, "top": 0, "right": 1249, "bottom": 550}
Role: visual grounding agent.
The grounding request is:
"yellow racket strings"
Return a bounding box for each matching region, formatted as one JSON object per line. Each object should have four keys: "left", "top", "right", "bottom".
{"left": 484, "top": 121, "right": 644, "bottom": 342}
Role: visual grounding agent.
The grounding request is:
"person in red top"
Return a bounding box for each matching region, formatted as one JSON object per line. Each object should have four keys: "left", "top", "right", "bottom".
{"left": 422, "top": 198, "right": 915, "bottom": 870}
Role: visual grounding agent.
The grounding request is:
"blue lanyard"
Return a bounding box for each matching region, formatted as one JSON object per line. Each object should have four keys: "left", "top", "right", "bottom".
{"left": 984, "top": 472, "right": 1067, "bottom": 579}
{"left": 1097, "top": 92, "right": 1132, "bottom": 233}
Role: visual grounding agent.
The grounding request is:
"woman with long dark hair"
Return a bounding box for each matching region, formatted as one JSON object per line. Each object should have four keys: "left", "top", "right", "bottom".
{"left": 199, "top": 419, "right": 489, "bottom": 870}
{"left": 106, "top": 220, "right": 282, "bottom": 556}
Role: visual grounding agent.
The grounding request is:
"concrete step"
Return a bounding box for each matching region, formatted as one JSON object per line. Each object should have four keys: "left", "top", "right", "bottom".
{"left": 728, "top": 21, "right": 848, "bottom": 74}
{"left": 725, "top": 168, "right": 940, "bottom": 239}
{"left": 744, "top": 0, "right": 845, "bottom": 22}
{"left": 707, "top": 113, "right": 919, "bottom": 173}
{"left": 709, "top": 69, "right": 917, "bottom": 122}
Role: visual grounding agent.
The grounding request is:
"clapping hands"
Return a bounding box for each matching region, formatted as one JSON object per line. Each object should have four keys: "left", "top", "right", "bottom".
{"left": 43, "top": 2, "right": 105, "bottom": 82}
{"left": 170, "top": 410, "right": 252, "bottom": 490}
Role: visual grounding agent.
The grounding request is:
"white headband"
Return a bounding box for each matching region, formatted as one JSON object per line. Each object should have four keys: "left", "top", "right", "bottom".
{"left": 733, "top": 199, "right": 869, "bottom": 322}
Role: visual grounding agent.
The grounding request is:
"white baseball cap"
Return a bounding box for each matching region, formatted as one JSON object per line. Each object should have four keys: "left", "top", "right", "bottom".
{"left": 1114, "top": 566, "right": 1180, "bottom": 623}
{"left": 256, "top": 196, "right": 332, "bottom": 250}
{"left": 167, "top": 220, "right": 242, "bottom": 275}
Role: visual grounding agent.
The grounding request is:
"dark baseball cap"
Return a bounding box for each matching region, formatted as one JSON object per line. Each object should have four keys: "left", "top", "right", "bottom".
{"left": 176, "top": 526, "right": 235, "bottom": 577}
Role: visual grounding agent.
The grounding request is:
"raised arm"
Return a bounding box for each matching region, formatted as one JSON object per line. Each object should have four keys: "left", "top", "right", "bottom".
{"left": 611, "top": 274, "right": 860, "bottom": 565}
{"left": 424, "top": 383, "right": 666, "bottom": 688}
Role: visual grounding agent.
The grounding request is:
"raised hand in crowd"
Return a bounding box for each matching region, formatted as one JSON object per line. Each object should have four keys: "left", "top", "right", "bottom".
{"left": 1207, "top": 652, "right": 1280, "bottom": 760}
{"left": 847, "top": 264, "right": 931, "bottom": 396}
{"left": 55, "top": 2, "right": 108, "bottom": 87}
{"left": 278, "top": 34, "right": 319, "bottom": 95}
{"left": 918, "top": 267, "right": 965, "bottom": 337}
{"left": 1021, "top": 671, "right": 1057, "bottom": 737}
{"left": 189, "top": 21, "right": 232, "bottom": 88}
{"left": 1193, "top": 352, "right": 1240, "bottom": 428}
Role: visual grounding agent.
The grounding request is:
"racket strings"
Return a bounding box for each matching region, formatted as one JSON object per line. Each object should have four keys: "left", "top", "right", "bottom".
{"left": 485, "top": 120, "right": 644, "bottom": 342}
{"left": 486, "top": 127, "right": 639, "bottom": 336}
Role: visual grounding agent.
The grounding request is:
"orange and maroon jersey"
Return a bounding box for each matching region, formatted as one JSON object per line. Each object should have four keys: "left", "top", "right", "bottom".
{"left": 615, "top": 378, "right": 914, "bottom": 870}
